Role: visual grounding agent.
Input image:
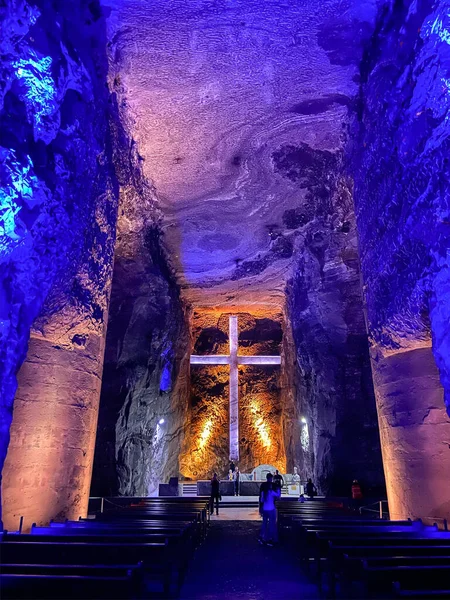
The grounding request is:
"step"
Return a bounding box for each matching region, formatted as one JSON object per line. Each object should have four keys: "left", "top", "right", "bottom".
{"left": 219, "top": 502, "right": 259, "bottom": 508}
{"left": 181, "top": 483, "right": 198, "bottom": 497}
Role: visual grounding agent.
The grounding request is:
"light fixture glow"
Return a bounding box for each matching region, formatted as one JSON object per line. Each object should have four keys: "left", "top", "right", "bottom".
{"left": 159, "top": 418, "right": 165, "bottom": 425}
{"left": 301, "top": 418, "right": 310, "bottom": 451}
{"left": 199, "top": 419, "right": 213, "bottom": 449}
{"left": 250, "top": 400, "right": 271, "bottom": 449}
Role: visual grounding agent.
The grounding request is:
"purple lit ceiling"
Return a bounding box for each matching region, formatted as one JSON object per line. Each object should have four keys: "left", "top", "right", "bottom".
{"left": 107, "top": 0, "right": 379, "bottom": 307}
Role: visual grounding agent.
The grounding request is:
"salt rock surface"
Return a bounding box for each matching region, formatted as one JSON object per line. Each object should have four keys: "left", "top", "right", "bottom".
{"left": 95, "top": 0, "right": 387, "bottom": 497}
{"left": 107, "top": 0, "right": 380, "bottom": 307}
{"left": 0, "top": 0, "right": 119, "bottom": 527}
{"left": 353, "top": 0, "right": 450, "bottom": 519}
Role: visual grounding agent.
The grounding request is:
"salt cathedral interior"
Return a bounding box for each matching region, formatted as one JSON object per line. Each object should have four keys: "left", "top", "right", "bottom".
{"left": 1, "top": 0, "right": 450, "bottom": 597}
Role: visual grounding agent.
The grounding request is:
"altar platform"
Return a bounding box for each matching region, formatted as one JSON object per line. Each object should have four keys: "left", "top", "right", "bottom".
{"left": 159, "top": 480, "right": 304, "bottom": 497}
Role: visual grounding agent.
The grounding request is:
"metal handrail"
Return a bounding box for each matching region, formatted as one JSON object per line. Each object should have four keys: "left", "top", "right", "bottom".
{"left": 359, "top": 499, "right": 389, "bottom": 519}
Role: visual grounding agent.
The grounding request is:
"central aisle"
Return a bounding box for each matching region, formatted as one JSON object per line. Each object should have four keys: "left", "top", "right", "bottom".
{"left": 180, "top": 520, "right": 318, "bottom": 600}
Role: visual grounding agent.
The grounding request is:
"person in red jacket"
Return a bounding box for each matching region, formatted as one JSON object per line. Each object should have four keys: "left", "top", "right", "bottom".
{"left": 351, "top": 479, "right": 363, "bottom": 512}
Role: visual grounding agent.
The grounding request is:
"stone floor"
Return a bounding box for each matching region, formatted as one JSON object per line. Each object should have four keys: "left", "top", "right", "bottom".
{"left": 180, "top": 520, "right": 318, "bottom": 600}
{"left": 210, "top": 508, "right": 261, "bottom": 520}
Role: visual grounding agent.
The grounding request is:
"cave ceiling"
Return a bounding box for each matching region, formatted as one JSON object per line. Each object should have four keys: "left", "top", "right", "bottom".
{"left": 107, "top": 0, "right": 379, "bottom": 310}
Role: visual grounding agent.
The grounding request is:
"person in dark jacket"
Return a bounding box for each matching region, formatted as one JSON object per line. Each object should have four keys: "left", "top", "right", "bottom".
{"left": 305, "top": 478, "right": 317, "bottom": 498}
{"left": 273, "top": 470, "right": 284, "bottom": 492}
{"left": 234, "top": 467, "right": 240, "bottom": 496}
{"left": 210, "top": 473, "right": 221, "bottom": 516}
{"left": 229, "top": 459, "right": 236, "bottom": 473}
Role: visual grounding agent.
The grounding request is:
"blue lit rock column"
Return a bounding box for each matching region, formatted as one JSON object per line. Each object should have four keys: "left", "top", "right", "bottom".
{"left": 2, "top": 170, "right": 117, "bottom": 529}
{"left": 0, "top": 1, "right": 118, "bottom": 528}
{"left": 353, "top": 0, "right": 450, "bottom": 520}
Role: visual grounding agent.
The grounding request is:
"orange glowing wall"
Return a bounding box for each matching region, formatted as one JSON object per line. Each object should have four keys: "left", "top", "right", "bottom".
{"left": 2, "top": 330, "right": 105, "bottom": 532}
{"left": 179, "top": 310, "right": 287, "bottom": 479}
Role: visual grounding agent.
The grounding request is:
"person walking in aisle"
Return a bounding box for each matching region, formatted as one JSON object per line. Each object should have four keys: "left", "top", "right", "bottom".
{"left": 210, "top": 473, "right": 221, "bottom": 516}
{"left": 258, "top": 473, "right": 281, "bottom": 546}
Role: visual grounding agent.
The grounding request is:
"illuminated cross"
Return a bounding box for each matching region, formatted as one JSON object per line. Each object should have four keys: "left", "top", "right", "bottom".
{"left": 190, "top": 315, "right": 281, "bottom": 461}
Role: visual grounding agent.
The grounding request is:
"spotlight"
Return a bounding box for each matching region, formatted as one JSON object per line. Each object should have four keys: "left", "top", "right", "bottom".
{"left": 301, "top": 417, "right": 307, "bottom": 424}
{"left": 159, "top": 418, "right": 165, "bottom": 425}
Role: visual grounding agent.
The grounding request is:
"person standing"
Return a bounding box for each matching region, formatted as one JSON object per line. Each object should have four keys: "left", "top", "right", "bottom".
{"left": 210, "top": 473, "right": 221, "bottom": 516}
{"left": 234, "top": 466, "right": 240, "bottom": 496}
{"left": 273, "top": 469, "right": 284, "bottom": 492}
{"left": 228, "top": 469, "right": 234, "bottom": 481}
{"left": 258, "top": 473, "right": 281, "bottom": 546}
{"left": 305, "top": 478, "right": 317, "bottom": 499}
{"left": 229, "top": 459, "right": 236, "bottom": 474}
{"left": 351, "top": 479, "right": 363, "bottom": 512}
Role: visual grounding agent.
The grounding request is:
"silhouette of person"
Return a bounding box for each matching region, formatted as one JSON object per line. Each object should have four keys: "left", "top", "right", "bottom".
{"left": 306, "top": 478, "right": 317, "bottom": 498}
{"left": 234, "top": 467, "right": 240, "bottom": 496}
{"left": 273, "top": 469, "right": 284, "bottom": 491}
{"left": 210, "top": 473, "right": 221, "bottom": 516}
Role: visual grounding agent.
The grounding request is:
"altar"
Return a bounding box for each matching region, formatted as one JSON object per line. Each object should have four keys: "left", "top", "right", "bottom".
{"left": 197, "top": 480, "right": 267, "bottom": 496}
{"left": 160, "top": 465, "right": 304, "bottom": 497}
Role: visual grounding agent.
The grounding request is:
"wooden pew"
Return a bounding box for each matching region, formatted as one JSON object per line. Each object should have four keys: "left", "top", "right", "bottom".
{"left": 326, "top": 539, "right": 450, "bottom": 597}
{"left": 279, "top": 495, "right": 450, "bottom": 599}
{"left": 298, "top": 527, "right": 433, "bottom": 569}
{"left": 0, "top": 573, "right": 137, "bottom": 599}
{"left": 363, "top": 564, "right": 450, "bottom": 598}
{"left": 3, "top": 498, "right": 209, "bottom": 598}
{"left": 27, "top": 528, "right": 188, "bottom": 540}
{"left": 0, "top": 540, "right": 176, "bottom": 597}
{"left": 0, "top": 563, "right": 143, "bottom": 576}
{"left": 291, "top": 518, "right": 449, "bottom": 594}
{"left": 393, "top": 580, "right": 450, "bottom": 598}
{"left": 90, "top": 509, "right": 206, "bottom": 542}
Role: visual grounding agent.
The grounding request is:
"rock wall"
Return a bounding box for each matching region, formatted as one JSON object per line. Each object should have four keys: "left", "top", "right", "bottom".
{"left": 282, "top": 147, "right": 385, "bottom": 495}
{"left": 90, "top": 221, "right": 189, "bottom": 497}
{"left": 0, "top": 0, "right": 118, "bottom": 528}
{"left": 179, "top": 311, "right": 287, "bottom": 479}
{"left": 353, "top": 0, "right": 450, "bottom": 519}
{"left": 90, "top": 50, "right": 190, "bottom": 498}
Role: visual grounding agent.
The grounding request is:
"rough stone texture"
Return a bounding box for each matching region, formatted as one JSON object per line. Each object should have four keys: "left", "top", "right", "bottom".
{"left": 352, "top": 0, "right": 450, "bottom": 518}
{"left": 91, "top": 219, "right": 190, "bottom": 497}
{"left": 104, "top": 0, "right": 387, "bottom": 496}
{"left": 90, "top": 56, "right": 189, "bottom": 498}
{"left": 373, "top": 346, "right": 449, "bottom": 520}
{"left": 3, "top": 332, "right": 107, "bottom": 531}
{"left": 106, "top": 0, "right": 381, "bottom": 309}
{"left": 0, "top": 0, "right": 118, "bottom": 527}
{"left": 5, "top": 0, "right": 433, "bottom": 515}
{"left": 284, "top": 160, "right": 384, "bottom": 495}
{"left": 179, "top": 312, "right": 288, "bottom": 479}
